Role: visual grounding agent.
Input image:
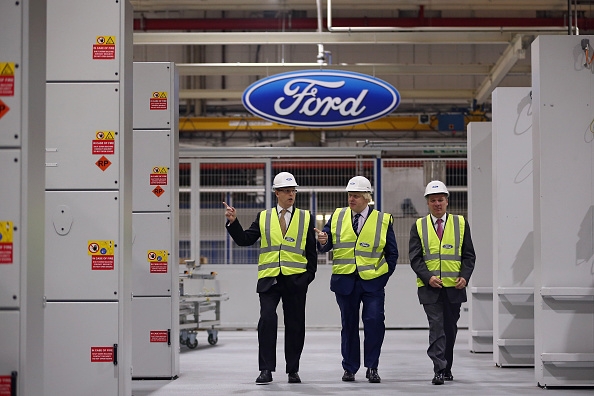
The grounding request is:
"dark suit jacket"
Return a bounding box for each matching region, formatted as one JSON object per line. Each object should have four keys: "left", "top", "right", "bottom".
{"left": 226, "top": 209, "right": 317, "bottom": 293}
{"left": 409, "top": 214, "right": 476, "bottom": 304}
{"left": 317, "top": 208, "right": 399, "bottom": 295}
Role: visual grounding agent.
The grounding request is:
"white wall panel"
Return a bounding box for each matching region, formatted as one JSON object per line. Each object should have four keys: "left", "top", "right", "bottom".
{"left": 467, "top": 121, "right": 493, "bottom": 353}
{"left": 492, "top": 87, "right": 534, "bottom": 366}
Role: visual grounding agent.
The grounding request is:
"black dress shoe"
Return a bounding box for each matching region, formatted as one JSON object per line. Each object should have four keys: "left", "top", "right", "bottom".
{"left": 256, "top": 370, "right": 272, "bottom": 384}
{"left": 432, "top": 372, "right": 444, "bottom": 385}
{"left": 342, "top": 370, "right": 355, "bottom": 382}
{"left": 366, "top": 368, "right": 381, "bottom": 383}
{"left": 443, "top": 371, "right": 453, "bottom": 381}
{"left": 288, "top": 372, "right": 301, "bottom": 383}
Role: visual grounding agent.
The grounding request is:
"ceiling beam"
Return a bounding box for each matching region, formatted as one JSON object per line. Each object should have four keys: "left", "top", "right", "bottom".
{"left": 134, "top": 31, "right": 523, "bottom": 46}
{"left": 474, "top": 34, "right": 526, "bottom": 103}
{"left": 175, "top": 63, "right": 530, "bottom": 76}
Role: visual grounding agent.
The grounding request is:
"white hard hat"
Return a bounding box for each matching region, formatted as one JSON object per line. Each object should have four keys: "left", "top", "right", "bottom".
{"left": 424, "top": 180, "right": 449, "bottom": 197}
{"left": 272, "top": 172, "right": 298, "bottom": 189}
{"left": 345, "top": 176, "right": 372, "bottom": 192}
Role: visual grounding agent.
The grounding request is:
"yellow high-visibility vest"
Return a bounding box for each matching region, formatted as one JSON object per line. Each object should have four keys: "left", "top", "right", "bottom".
{"left": 258, "top": 208, "right": 310, "bottom": 279}
{"left": 330, "top": 207, "right": 391, "bottom": 280}
{"left": 415, "top": 214, "right": 464, "bottom": 287}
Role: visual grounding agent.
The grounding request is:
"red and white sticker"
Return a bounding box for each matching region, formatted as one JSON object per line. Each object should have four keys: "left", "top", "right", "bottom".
{"left": 91, "top": 346, "right": 114, "bottom": 362}
{"left": 150, "top": 330, "right": 168, "bottom": 343}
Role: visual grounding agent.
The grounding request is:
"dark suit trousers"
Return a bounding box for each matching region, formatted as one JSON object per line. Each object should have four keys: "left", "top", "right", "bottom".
{"left": 258, "top": 275, "right": 307, "bottom": 373}
{"left": 422, "top": 288, "right": 461, "bottom": 373}
{"left": 335, "top": 277, "right": 386, "bottom": 373}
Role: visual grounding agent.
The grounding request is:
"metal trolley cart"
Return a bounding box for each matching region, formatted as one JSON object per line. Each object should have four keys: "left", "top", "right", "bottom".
{"left": 179, "top": 261, "right": 229, "bottom": 349}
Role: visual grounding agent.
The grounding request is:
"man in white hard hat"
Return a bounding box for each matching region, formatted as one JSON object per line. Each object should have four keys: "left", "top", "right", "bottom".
{"left": 315, "top": 176, "right": 398, "bottom": 384}
{"left": 409, "top": 180, "right": 475, "bottom": 385}
{"left": 223, "top": 171, "right": 317, "bottom": 385}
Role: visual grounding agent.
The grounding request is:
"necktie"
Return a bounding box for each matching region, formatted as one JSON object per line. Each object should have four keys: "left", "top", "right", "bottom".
{"left": 280, "top": 209, "right": 287, "bottom": 236}
{"left": 353, "top": 213, "right": 361, "bottom": 235}
{"left": 436, "top": 218, "right": 444, "bottom": 240}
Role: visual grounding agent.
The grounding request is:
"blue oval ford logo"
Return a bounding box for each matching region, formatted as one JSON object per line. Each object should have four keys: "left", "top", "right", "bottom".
{"left": 242, "top": 70, "right": 400, "bottom": 128}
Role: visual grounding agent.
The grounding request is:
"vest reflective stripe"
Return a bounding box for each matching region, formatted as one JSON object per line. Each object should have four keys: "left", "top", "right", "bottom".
{"left": 330, "top": 208, "right": 391, "bottom": 280}
{"left": 258, "top": 208, "right": 309, "bottom": 279}
{"left": 416, "top": 214, "right": 464, "bottom": 287}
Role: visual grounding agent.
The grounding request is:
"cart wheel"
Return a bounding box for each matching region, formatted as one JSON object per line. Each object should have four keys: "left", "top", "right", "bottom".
{"left": 179, "top": 335, "right": 186, "bottom": 345}
{"left": 187, "top": 338, "right": 198, "bottom": 349}
{"left": 208, "top": 333, "right": 218, "bottom": 345}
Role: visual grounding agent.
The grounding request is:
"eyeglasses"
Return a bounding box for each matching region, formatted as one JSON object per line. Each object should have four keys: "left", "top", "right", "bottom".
{"left": 277, "top": 189, "right": 297, "bottom": 194}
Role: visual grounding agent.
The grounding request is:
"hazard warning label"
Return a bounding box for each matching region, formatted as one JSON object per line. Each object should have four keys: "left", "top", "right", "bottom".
{"left": 88, "top": 240, "right": 115, "bottom": 270}
{"left": 92, "top": 131, "right": 116, "bottom": 155}
{"left": 0, "top": 62, "right": 15, "bottom": 97}
{"left": 93, "top": 36, "right": 116, "bottom": 60}
{"left": 0, "top": 99, "right": 9, "bottom": 120}
{"left": 150, "top": 166, "right": 168, "bottom": 185}
{"left": 152, "top": 186, "right": 165, "bottom": 197}
{"left": 148, "top": 249, "right": 168, "bottom": 273}
{"left": 150, "top": 91, "right": 168, "bottom": 110}
{"left": 0, "top": 375, "right": 12, "bottom": 395}
{"left": 150, "top": 330, "right": 169, "bottom": 343}
{"left": 91, "top": 346, "right": 114, "bottom": 362}
{"left": 0, "top": 221, "right": 14, "bottom": 265}
{"left": 96, "top": 155, "right": 112, "bottom": 171}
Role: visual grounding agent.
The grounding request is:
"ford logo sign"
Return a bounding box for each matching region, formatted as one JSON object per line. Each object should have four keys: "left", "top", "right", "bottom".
{"left": 359, "top": 242, "right": 370, "bottom": 248}
{"left": 242, "top": 70, "right": 400, "bottom": 128}
{"left": 284, "top": 236, "right": 296, "bottom": 242}
{"left": 442, "top": 244, "right": 453, "bottom": 249}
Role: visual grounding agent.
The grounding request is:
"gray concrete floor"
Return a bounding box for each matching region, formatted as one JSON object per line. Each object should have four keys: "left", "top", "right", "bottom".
{"left": 132, "top": 329, "right": 592, "bottom": 396}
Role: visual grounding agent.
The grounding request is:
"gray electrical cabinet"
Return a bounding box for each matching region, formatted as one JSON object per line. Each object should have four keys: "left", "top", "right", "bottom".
{"left": 0, "top": 1, "right": 46, "bottom": 395}
{"left": 131, "top": 62, "right": 179, "bottom": 381}
{"left": 44, "top": 0, "right": 133, "bottom": 395}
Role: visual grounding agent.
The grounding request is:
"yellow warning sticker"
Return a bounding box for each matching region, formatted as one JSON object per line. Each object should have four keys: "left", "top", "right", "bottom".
{"left": 96, "top": 36, "right": 116, "bottom": 45}
{"left": 0, "top": 63, "right": 15, "bottom": 76}
{"left": 88, "top": 240, "right": 114, "bottom": 256}
{"left": 0, "top": 221, "right": 14, "bottom": 264}
{"left": 148, "top": 250, "right": 168, "bottom": 273}
{"left": 147, "top": 250, "right": 168, "bottom": 262}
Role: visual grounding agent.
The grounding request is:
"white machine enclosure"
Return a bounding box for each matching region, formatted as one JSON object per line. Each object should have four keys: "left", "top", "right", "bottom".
{"left": 46, "top": 83, "right": 121, "bottom": 190}
{"left": 45, "top": 190, "right": 121, "bottom": 300}
{"left": 44, "top": 302, "right": 119, "bottom": 396}
{"left": 132, "top": 129, "right": 173, "bottom": 212}
{"left": 0, "top": 3, "right": 21, "bottom": 146}
{"left": 46, "top": 0, "right": 122, "bottom": 82}
{"left": 131, "top": 297, "right": 174, "bottom": 378}
{"left": 132, "top": 212, "right": 173, "bottom": 296}
{"left": 532, "top": 35, "right": 594, "bottom": 387}
{"left": 131, "top": 62, "right": 180, "bottom": 381}
{"left": 0, "top": 150, "right": 21, "bottom": 308}
{"left": 491, "top": 87, "right": 534, "bottom": 367}
{"left": 466, "top": 121, "right": 494, "bottom": 353}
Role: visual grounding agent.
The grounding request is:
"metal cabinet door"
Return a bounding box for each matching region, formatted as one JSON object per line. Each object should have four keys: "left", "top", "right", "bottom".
{"left": 0, "top": 2, "right": 22, "bottom": 146}
{"left": 133, "top": 62, "right": 174, "bottom": 130}
{"left": 0, "top": 150, "right": 20, "bottom": 308}
{"left": 132, "top": 213, "right": 172, "bottom": 296}
{"left": 132, "top": 297, "right": 173, "bottom": 379}
{"left": 132, "top": 130, "right": 172, "bottom": 212}
{"left": 46, "top": 0, "right": 122, "bottom": 82}
{"left": 45, "top": 191, "right": 120, "bottom": 300}
{"left": 46, "top": 83, "right": 121, "bottom": 190}
{"left": 44, "top": 302, "right": 119, "bottom": 396}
